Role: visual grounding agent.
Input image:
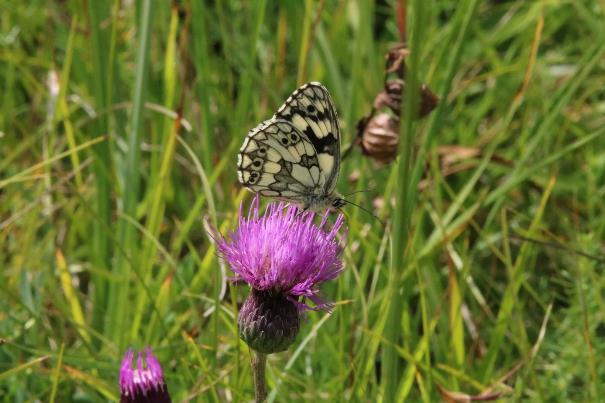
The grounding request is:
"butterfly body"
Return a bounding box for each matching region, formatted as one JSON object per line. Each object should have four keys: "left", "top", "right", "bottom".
{"left": 237, "top": 82, "right": 343, "bottom": 211}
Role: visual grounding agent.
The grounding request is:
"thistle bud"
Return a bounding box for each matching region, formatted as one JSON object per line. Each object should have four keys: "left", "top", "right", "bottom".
{"left": 238, "top": 289, "right": 301, "bottom": 354}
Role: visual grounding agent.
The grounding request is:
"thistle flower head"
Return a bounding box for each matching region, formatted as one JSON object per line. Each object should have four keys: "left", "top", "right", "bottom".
{"left": 119, "top": 347, "right": 170, "bottom": 403}
{"left": 214, "top": 197, "right": 346, "bottom": 310}
{"left": 212, "top": 197, "right": 346, "bottom": 353}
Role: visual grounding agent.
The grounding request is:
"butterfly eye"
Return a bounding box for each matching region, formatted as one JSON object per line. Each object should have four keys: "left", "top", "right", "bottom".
{"left": 333, "top": 198, "right": 346, "bottom": 208}
{"left": 289, "top": 133, "right": 299, "bottom": 142}
{"left": 252, "top": 158, "right": 263, "bottom": 168}
{"left": 258, "top": 147, "right": 266, "bottom": 155}
{"left": 280, "top": 137, "right": 290, "bottom": 146}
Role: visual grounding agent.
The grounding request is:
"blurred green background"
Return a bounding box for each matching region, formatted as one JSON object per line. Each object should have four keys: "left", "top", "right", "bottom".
{"left": 1, "top": 0, "right": 604, "bottom": 401}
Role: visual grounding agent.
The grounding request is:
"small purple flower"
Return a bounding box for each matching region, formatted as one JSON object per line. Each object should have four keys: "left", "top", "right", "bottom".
{"left": 119, "top": 347, "right": 171, "bottom": 403}
{"left": 213, "top": 196, "right": 346, "bottom": 353}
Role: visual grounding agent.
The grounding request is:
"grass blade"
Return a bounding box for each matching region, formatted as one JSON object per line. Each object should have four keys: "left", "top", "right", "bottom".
{"left": 108, "top": 0, "right": 154, "bottom": 348}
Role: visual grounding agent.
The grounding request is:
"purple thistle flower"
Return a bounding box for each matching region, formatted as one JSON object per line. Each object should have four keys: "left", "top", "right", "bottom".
{"left": 119, "top": 347, "right": 171, "bottom": 403}
{"left": 215, "top": 196, "right": 346, "bottom": 309}
{"left": 212, "top": 196, "right": 346, "bottom": 353}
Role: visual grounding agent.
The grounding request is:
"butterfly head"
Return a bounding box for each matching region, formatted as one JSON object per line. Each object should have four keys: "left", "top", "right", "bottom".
{"left": 300, "top": 192, "right": 345, "bottom": 212}
{"left": 332, "top": 197, "right": 346, "bottom": 209}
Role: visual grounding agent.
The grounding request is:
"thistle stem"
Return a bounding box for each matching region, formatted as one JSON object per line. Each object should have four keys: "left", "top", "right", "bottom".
{"left": 251, "top": 350, "right": 268, "bottom": 402}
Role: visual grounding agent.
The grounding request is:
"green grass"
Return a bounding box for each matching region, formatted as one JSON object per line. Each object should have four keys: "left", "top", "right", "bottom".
{"left": 1, "top": 0, "right": 605, "bottom": 401}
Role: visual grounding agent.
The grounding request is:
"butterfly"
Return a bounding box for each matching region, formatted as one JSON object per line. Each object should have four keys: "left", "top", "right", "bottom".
{"left": 237, "top": 82, "right": 345, "bottom": 211}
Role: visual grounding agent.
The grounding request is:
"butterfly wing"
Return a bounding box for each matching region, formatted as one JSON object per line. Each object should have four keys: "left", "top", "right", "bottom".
{"left": 237, "top": 120, "right": 325, "bottom": 202}
{"left": 273, "top": 82, "right": 341, "bottom": 194}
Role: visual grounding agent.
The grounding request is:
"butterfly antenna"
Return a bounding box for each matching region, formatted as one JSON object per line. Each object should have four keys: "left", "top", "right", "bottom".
{"left": 344, "top": 189, "right": 375, "bottom": 197}
{"left": 341, "top": 198, "right": 385, "bottom": 226}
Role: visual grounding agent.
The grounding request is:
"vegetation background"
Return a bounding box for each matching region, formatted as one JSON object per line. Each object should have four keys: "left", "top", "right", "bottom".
{"left": 1, "top": 0, "right": 604, "bottom": 401}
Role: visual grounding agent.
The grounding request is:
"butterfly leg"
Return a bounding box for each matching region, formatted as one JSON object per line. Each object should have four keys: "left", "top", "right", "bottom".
{"left": 295, "top": 203, "right": 310, "bottom": 218}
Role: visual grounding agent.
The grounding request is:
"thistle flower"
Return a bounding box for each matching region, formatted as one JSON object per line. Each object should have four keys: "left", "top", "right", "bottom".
{"left": 213, "top": 197, "right": 346, "bottom": 354}
{"left": 119, "top": 347, "right": 171, "bottom": 403}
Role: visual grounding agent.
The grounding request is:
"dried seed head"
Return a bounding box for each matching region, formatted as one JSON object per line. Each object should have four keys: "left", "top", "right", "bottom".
{"left": 374, "top": 79, "right": 405, "bottom": 115}
{"left": 385, "top": 79, "right": 405, "bottom": 96}
{"left": 360, "top": 113, "right": 400, "bottom": 164}
{"left": 353, "top": 46, "right": 439, "bottom": 165}
{"left": 385, "top": 45, "right": 410, "bottom": 77}
{"left": 374, "top": 80, "right": 438, "bottom": 119}
{"left": 419, "top": 84, "right": 439, "bottom": 118}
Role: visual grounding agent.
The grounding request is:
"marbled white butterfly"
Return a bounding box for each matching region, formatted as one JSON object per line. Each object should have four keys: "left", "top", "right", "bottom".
{"left": 237, "top": 82, "right": 344, "bottom": 211}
